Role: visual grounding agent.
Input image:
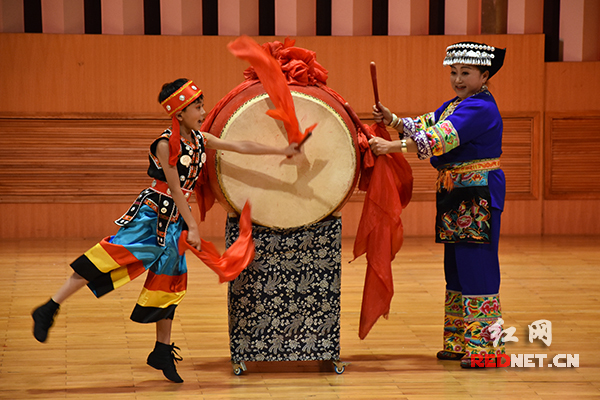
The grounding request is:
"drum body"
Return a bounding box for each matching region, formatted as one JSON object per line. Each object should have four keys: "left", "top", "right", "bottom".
{"left": 205, "top": 84, "right": 359, "bottom": 228}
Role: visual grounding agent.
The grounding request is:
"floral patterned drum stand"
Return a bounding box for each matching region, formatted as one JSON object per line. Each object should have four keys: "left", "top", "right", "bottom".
{"left": 225, "top": 216, "right": 348, "bottom": 374}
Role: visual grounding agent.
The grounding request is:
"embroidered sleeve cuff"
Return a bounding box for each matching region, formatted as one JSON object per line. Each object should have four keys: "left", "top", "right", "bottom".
{"left": 399, "top": 117, "right": 415, "bottom": 140}
{"left": 428, "top": 120, "right": 460, "bottom": 156}
{"left": 411, "top": 130, "right": 433, "bottom": 159}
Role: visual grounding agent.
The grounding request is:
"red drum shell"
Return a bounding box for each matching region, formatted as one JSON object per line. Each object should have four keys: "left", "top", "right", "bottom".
{"left": 205, "top": 83, "right": 359, "bottom": 229}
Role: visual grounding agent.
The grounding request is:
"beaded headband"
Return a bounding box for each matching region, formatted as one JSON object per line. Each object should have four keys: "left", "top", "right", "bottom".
{"left": 160, "top": 80, "right": 203, "bottom": 166}
{"left": 160, "top": 80, "right": 203, "bottom": 117}
{"left": 443, "top": 41, "right": 506, "bottom": 78}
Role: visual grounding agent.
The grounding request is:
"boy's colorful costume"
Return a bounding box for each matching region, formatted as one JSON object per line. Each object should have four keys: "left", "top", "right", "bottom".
{"left": 70, "top": 81, "right": 205, "bottom": 322}
{"left": 391, "top": 42, "right": 507, "bottom": 367}
{"left": 33, "top": 80, "right": 254, "bottom": 382}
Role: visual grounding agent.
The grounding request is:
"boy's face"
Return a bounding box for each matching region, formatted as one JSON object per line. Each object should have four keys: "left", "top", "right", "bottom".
{"left": 178, "top": 98, "right": 206, "bottom": 132}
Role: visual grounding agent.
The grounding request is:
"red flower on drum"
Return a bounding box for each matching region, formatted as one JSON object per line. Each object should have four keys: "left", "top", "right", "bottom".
{"left": 456, "top": 215, "right": 472, "bottom": 228}
{"left": 228, "top": 36, "right": 315, "bottom": 145}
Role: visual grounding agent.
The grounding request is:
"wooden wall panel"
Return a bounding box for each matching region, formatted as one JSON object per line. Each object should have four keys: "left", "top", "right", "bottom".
{"left": 544, "top": 62, "right": 600, "bottom": 234}
{"left": 545, "top": 115, "right": 600, "bottom": 199}
{"left": 498, "top": 199, "right": 543, "bottom": 235}
{"left": 340, "top": 201, "right": 436, "bottom": 237}
{"left": 0, "top": 118, "right": 165, "bottom": 202}
{"left": 0, "top": 34, "right": 249, "bottom": 116}
{"left": 0, "top": 33, "right": 544, "bottom": 117}
{"left": 543, "top": 200, "right": 600, "bottom": 235}
{"left": 545, "top": 62, "right": 600, "bottom": 112}
{"left": 502, "top": 114, "right": 539, "bottom": 199}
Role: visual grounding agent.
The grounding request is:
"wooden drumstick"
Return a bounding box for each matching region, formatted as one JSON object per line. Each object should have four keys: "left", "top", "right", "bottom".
{"left": 298, "top": 130, "right": 312, "bottom": 147}
{"left": 370, "top": 61, "right": 380, "bottom": 110}
{"left": 343, "top": 102, "right": 372, "bottom": 140}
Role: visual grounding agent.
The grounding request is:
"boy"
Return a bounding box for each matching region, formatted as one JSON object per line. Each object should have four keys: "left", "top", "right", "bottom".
{"left": 32, "top": 78, "right": 300, "bottom": 382}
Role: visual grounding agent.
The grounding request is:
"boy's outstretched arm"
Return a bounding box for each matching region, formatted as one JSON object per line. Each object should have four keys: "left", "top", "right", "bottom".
{"left": 205, "top": 134, "right": 300, "bottom": 157}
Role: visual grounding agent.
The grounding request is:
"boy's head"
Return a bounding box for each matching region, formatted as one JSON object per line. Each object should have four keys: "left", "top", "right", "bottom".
{"left": 159, "top": 79, "right": 204, "bottom": 166}
{"left": 158, "top": 79, "right": 204, "bottom": 115}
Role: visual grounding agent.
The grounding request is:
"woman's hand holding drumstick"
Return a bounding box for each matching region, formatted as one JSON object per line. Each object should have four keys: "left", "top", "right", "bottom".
{"left": 370, "top": 61, "right": 393, "bottom": 125}
{"left": 368, "top": 61, "right": 399, "bottom": 155}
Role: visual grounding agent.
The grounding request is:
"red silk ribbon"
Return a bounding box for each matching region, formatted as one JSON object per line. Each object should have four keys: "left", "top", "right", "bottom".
{"left": 178, "top": 201, "right": 255, "bottom": 283}
{"left": 353, "top": 122, "right": 413, "bottom": 339}
{"left": 227, "top": 35, "right": 315, "bottom": 144}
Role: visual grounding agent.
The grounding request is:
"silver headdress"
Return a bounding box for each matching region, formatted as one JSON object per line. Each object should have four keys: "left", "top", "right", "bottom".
{"left": 443, "top": 41, "right": 506, "bottom": 78}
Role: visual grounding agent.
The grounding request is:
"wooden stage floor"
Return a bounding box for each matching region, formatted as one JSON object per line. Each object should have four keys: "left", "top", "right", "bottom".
{"left": 1, "top": 235, "right": 599, "bottom": 399}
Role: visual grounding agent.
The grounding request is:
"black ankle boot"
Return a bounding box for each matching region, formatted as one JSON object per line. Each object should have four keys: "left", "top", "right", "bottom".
{"left": 147, "top": 341, "right": 184, "bottom": 383}
{"left": 31, "top": 299, "right": 60, "bottom": 343}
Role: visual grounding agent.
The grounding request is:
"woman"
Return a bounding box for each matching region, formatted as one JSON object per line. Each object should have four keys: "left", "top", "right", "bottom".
{"left": 370, "top": 42, "right": 507, "bottom": 368}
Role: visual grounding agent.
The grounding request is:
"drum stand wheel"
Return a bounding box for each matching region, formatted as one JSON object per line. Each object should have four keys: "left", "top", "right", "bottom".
{"left": 332, "top": 359, "right": 349, "bottom": 374}
{"left": 232, "top": 360, "right": 247, "bottom": 375}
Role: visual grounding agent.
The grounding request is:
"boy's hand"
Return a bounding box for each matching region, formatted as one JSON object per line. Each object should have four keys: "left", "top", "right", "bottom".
{"left": 186, "top": 227, "right": 202, "bottom": 251}
{"left": 284, "top": 142, "right": 301, "bottom": 157}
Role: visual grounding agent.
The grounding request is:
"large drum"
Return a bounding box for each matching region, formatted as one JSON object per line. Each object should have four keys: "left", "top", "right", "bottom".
{"left": 205, "top": 84, "right": 359, "bottom": 228}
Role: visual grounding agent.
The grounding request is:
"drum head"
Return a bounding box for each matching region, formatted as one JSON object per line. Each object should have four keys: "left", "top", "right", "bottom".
{"left": 211, "top": 88, "right": 358, "bottom": 228}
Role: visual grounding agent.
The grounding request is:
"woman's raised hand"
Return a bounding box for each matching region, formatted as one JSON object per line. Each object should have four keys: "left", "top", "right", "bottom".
{"left": 372, "top": 102, "right": 393, "bottom": 125}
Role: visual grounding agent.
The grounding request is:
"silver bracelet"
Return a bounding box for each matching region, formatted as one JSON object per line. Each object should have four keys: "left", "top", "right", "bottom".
{"left": 388, "top": 113, "right": 399, "bottom": 128}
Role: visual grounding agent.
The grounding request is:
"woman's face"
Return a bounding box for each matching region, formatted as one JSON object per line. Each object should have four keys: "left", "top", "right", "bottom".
{"left": 449, "top": 64, "right": 489, "bottom": 100}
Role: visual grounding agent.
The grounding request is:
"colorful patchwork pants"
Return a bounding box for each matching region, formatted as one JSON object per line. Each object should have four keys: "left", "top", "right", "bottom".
{"left": 70, "top": 204, "right": 188, "bottom": 323}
